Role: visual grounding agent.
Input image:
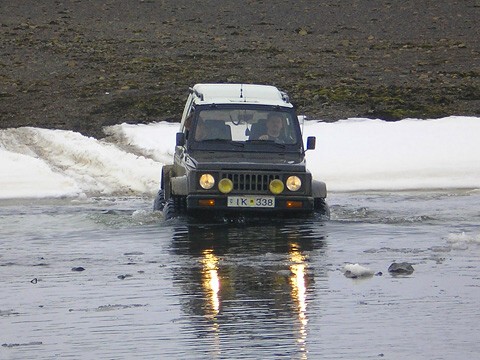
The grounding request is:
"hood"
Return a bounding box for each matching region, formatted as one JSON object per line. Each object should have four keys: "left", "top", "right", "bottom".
{"left": 188, "top": 150, "right": 307, "bottom": 172}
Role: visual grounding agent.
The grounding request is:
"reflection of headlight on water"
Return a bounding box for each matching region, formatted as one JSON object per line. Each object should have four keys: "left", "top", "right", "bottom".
{"left": 291, "top": 263, "right": 307, "bottom": 316}
{"left": 208, "top": 269, "right": 220, "bottom": 314}
{"left": 289, "top": 243, "right": 308, "bottom": 353}
{"left": 202, "top": 249, "right": 220, "bottom": 316}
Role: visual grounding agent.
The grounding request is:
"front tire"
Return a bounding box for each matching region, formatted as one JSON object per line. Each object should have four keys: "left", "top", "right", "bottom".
{"left": 153, "top": 189, "right": 166, "bottom": 211}
{"left": 314, "top": 198, "right": 330, "bottom": 219}
{"left": 163, "top": 196, "right": 187, "bottom": 220}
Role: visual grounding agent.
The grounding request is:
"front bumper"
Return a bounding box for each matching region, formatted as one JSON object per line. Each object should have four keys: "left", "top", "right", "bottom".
{"left": 186, "top": 194, "right": 314, "bottom": 213}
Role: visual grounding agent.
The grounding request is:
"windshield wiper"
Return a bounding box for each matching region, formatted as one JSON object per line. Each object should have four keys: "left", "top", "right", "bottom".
{"left": 246, "top": 139, "right": 286, "bottom": 149}
{"left": 201, "top": 139, "right": 245, "bottom": 147}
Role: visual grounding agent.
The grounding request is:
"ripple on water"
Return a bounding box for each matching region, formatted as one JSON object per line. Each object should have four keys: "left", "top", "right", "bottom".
{"left": 1, "top": 193, "right": 480, "bottom": 359}
{"left": 68, "top": 304, "right": 148, "bottom": 313}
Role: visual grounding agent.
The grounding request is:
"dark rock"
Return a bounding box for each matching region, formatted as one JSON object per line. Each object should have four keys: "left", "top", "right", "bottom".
{"left": 124, "top": 251, "right": 144, "bottom": 256}
{"left": 388, "top": 262, "right": 414, "bottom": 274}
{"left": 71, "top": 266, "right": 86, "bottom": 272}
{"left": 117, "top": 274, "right": 133, "bottom": 280}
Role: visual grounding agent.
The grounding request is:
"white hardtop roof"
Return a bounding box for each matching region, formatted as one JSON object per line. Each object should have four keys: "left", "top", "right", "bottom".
{"left": 191, "top": 83, "right": 293, "bottom": 107}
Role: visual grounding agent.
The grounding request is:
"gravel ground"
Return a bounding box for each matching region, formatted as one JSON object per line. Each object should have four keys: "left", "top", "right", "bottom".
{"left": 1, "top": 0, "right": 479, "bottom": 138}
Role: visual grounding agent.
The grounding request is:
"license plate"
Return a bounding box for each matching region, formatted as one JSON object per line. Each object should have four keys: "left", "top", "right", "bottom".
{"left": 227, "top": 196, "right": 275, "bottom": 208}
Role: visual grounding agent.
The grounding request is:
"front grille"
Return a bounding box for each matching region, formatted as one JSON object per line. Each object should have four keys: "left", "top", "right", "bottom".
{"left": 221, "top": 172, "right": 280, "bottom": 193}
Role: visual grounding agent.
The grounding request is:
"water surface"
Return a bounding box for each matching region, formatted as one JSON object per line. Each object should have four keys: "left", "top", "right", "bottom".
{"left": 1, "top": 191, "right": 479, "bottom": 359}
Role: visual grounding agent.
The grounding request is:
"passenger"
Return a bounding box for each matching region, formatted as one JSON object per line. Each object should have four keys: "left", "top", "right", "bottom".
{"left": 195, "top": 119, "right": 231, "bottom": 141}
{"left": 194, "top": 119, "right": 207, "bottom": 141}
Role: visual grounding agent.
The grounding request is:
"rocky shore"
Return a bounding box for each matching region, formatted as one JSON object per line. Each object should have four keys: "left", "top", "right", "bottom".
{"left": 1, "top": 0, "right": 479, "bottom": 138}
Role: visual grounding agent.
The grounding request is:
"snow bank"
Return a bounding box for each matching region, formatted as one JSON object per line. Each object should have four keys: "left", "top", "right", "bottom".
{"left": 1, "top": 116, "right": 479, "bottom": 199}
{"left": 0, "top": 127, "right": 160, "bottom": 199}
{"left": 304, "top": 116, "right": 480, "bottom": 191}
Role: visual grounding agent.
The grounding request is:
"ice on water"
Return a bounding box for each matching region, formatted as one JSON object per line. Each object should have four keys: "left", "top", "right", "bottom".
{"left": 447, "top": 232, "right": 480, "bottom": 250}
{"left": 343, "top": 263, "right": 375, "bottom": 278}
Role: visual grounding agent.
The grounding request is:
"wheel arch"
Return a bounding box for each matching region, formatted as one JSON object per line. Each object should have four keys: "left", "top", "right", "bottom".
{"left": 312, "top": 180, "right": 327, "bottom": 199}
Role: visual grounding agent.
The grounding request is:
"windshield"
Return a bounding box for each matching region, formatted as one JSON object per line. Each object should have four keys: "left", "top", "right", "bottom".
{"left": 191, "top": 108, "right": 299, "bottom": 146}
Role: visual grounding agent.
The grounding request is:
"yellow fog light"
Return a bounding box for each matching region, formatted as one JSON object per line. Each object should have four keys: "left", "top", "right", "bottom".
{"left": 286, "top": 176, "right": 302, "bottom": 191}
{"left": 269, "top": 179, "right": 284, "bottom": 194}
{"left": 199, "top": 173, "right": 215, "bottom": 189}
{"left": 218, "top": 178, "right": 234, "bottom": 194}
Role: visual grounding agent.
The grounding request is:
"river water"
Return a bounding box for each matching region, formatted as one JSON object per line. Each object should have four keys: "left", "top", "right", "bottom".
{"left": 1, "top": 190, "right": 479, "bottom": 359}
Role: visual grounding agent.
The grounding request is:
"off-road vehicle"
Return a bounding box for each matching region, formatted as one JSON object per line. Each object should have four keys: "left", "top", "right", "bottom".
{"left": 154, "top": 84, "right": 329, "bottom": 219}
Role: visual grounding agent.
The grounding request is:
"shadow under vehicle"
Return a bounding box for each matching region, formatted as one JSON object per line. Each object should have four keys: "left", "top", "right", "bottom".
{"left": 154, "top": 84, "right": 329, "bottom": 220}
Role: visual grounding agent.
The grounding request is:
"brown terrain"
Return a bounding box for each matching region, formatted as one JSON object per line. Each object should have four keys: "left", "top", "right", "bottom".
{"left": 1, "top": 0, "right": 479, "bottom": 138}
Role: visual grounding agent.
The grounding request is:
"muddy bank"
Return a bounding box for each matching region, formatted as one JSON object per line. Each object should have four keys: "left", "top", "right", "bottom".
{"left": 1, "top": 0, "right": 479, "bottom": 138}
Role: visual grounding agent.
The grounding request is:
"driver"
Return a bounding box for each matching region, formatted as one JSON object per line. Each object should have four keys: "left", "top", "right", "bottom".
{"left": 258, "top": 113, "right": 285, "bottom": 142}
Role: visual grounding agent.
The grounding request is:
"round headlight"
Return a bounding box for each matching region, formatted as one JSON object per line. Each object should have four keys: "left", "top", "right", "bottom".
{"left": 218, "top": 178, "right": 234, "bottom": 194}
{"left": 199, "top": 173, "right": 215, "bottom": 189}
{"left": 269, "top": 179, "right": 284, "bottom": 194}
{"left": 286, "top": 176, "right": 302, "bottom": 191}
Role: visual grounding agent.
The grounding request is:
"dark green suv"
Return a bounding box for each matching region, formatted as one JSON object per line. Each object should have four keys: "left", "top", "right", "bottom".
{"left": 154, "top": 84, "right": 329, "bottom": 219}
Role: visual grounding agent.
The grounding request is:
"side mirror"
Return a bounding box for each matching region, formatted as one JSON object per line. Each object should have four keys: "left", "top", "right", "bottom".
{"left": 307, "top": 136, "right": 317, "bottom": 150}
{"left": 176, "top": 132, "right": 186, "bottom": 146}
{"left": 306, "top": 136, "right": 316, "bottom": 150}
